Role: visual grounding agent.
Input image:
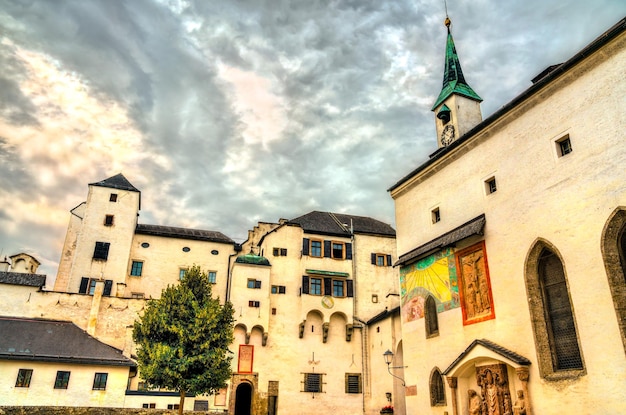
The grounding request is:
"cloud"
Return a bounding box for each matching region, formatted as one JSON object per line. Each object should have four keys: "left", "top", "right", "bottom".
{"left": 0, "top": 0, "right": 624, "bottom": 277}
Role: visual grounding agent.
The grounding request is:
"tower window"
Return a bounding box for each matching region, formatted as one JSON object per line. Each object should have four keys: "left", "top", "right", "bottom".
{"left": 485, "top": 177, "right": 497, "bottom": 194}
{"left": 109, "top": 193, "right": 117, "bottom": 202}
{"left": 432, "top": 208, "right": 441, "bottom": 224}
{"left": 104, "top": 215, "right": 114, "bottom": 226}
{"left": 93, "top": 242, "right": 110, "bottom": 260}
{"left": 556, "top": 135, "right": 573, "bottom": 157}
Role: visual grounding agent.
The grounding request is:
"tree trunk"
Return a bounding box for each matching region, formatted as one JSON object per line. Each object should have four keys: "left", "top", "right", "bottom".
{"left": 178, "top": 390, "right": 186, "bottom": 415}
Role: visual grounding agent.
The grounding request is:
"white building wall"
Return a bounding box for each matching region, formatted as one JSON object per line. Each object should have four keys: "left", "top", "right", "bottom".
{"left": 391, "top": 30, "right": 626, "bottom": 415}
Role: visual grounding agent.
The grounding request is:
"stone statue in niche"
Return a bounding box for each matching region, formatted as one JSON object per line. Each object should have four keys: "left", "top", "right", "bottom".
{"left": 476, "top": 364, "right": 512, "bottom": 415}
{"left": 512, "top": 390, "right": 526, "bottom": 415}
{"left": 468, "top": 389, "right": 483, "bottom": 415}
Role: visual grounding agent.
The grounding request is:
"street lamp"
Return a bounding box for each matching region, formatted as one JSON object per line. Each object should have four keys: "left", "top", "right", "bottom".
{"left": 383, "top": 349, "right": 406, "bottom": 386}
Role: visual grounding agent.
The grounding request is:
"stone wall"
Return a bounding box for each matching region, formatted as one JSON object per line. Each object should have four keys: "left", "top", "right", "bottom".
{"left": 0, "top": 408, "right": 225, "bottom": 415}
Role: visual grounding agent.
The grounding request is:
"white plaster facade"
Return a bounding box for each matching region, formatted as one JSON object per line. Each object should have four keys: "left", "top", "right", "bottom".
{"left": 390, "top": 18, "right": 626, "bottom": 415}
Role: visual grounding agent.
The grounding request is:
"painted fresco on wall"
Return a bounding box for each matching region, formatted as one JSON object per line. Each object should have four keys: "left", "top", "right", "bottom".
{"left": 456, "top": 241, "right": 495, "bottom": 325}
{"left": 400, "top": 248, "right": 459, "bottom": 323}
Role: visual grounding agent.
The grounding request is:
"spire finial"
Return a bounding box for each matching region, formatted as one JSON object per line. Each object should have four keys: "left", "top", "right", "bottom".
{"left": 443, "top": 0, "right": 451, "bottom": 32}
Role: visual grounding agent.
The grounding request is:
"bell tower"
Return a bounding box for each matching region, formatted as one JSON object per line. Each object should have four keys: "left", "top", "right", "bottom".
{"left": 432, "top": 17, "right": 483, "bottom": 148}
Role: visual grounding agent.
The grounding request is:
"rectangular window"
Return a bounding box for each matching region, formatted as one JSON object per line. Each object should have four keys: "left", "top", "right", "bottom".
{"left": 130, "top": 261, "right": 143, "bottom": 276}
{"left": 371, "top": 253, "right": 393, "bottom": 267}
{"left": 167, "top": 404, "right": 180, "bottom": 410}
{"left": 311, "top": 240, "right": 322, "bottom": 257}
{"left": 310, "top": 278, "right": 322, "bottom": 295}
{"left": 485, "top": 177, "right": 497, "bottom": 194}
{"left": 273, "top": 248, "right": 288, "bottom": 256}
{"left": 109, "top": 193, "right": 117, "bottom": 202}
{"left": 54, "top": 371, "right": 70, "bottom": 389}
{"left": 93, "top": 242, "right": 110, "bottom": 260}
{"left": 332, "top": 242, "right": 344, "bottom": 259}
{"left": 89, "top": 279, "right": 97, "bottom": 295}
{"left": 432, "top": 208, "right": 441, "bottom": 224}
{"left": 271, "top": 285, "right": 286, "bottom": 294}
{"left": 247, "top": 279, "right": 261, "bottom": 289}
{"left": 92, "top": 373, "right": 108, "bottom": 390}
{"left": 333, "top": 280, "right": 345, "bottom": 297}
{"left": 248, "top": 301, "right": 260, "bottom": 308}
{"left": 345, "top": 373, "right": 362, "bottom": 394}
{"left": 179, "top": 269, "right": 187, "bottom": 280}
{"left": 131, "top": 292, "right": 145, "bottom": 299}
{"left": 15, "top": 369, "right": 33, "bottom": 387}
{"left": 104, "top": 215, "right": 114, "bottom": 226}
{"left": 208, "top": 271, "right": 217, "bottom": 284}
{"left": 302, "top": 373, "right": 323, "bottom": 393}
{"left": 557, "top": 135, "right": 573, "bottom": 156}
{"left": 142, "top": 403, "right": 156, "bottom": 408}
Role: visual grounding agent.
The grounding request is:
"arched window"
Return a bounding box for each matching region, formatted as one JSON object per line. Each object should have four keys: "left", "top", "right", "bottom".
{"left": 525, "top": 241, "right": 584, "bottom": 379}
{"left": 429, "top": 368, "right": 445, "bottom": 406}
{"left": 601, "top": 208, "right": 626, "bottom": 355}
{"left": 425, "top": 295, "right": 439, "bottom": 338}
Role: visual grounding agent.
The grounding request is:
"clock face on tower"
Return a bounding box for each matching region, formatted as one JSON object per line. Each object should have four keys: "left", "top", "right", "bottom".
{"left": 441, "top": 124, "right": 455, "bottom": 146}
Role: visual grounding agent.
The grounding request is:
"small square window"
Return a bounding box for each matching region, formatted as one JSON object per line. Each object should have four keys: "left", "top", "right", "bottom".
{"left": 272, "top": 307, "right": 277, "bottom": 315}
{"left": 130, "top": 261, "right": 143, "bottom": 276}
{"left": 15, "top": 369, "right": 33, "bottom": 387}
{"left": 372, "top": 294, "right": 379, "bottom": 303}
{"left": 92, "top": 373, "right": 108, "bottom": 390}
{"left": 109, "top": 193, "right": 117, "bottom": 202}
{"left": 332, "top": 242, "right": 344, "bottom": 259}
{"left": 485, "top": 177, "right": 497, "bottom": 194}
{"left": 93, "top": 242, "right": 110, "bottom": 260}
{"left": 247, "top": 279, "right": 261, "bottom": 289}
{"left": 208, "top": 271, "right": 217, "bottom": 284}
{"left": 557, "top": 135, "right": 573, "bottom": 156}
{"left": 310, "top": 278, "right": 322, "bottom": 295}
{"left": 310, "top": 240, "right": 322, "bottom": 257}
{"left": 303, "top": 373, "right": 323, "bottom": 393}
{"left": 54, "top": 371, "right": 70, "bottom": 389}
{"left": 333, "top": 280, "right": 345, "bottom": 297}
{"left": 345, "top": 373, "right": 362, "bottom": 394}
{"left": 104, "top": 215, "right": 114, "bottom": 226}
{"left": 432, "top": 208, "right": 441, "bottom": 224}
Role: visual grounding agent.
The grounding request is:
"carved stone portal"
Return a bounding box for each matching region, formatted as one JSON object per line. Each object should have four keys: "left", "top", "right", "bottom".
{"left": 475, "top": 364, "right": 512, "bottom": 415}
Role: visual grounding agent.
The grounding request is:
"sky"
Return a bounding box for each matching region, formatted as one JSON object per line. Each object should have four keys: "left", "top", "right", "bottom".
{"left": 1, "top": 0, "right": 625, "bottom": 277}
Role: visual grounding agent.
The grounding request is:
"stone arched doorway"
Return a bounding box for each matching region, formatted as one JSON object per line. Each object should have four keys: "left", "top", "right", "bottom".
{"left": 235, "top": 382, "right": 253, "bottom": 415}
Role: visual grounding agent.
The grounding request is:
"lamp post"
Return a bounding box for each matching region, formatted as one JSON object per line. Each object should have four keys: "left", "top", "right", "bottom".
{"left": 383, "top": 349, "right": 406, "bottom": 386}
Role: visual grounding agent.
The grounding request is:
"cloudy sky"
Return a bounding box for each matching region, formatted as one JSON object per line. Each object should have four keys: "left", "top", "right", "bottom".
{"left": 1, "top": 0, "right": 624, "bottom": 277}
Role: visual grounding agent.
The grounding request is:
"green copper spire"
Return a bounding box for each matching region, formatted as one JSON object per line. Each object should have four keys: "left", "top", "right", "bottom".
{"left": 431, "top": 18, "right": 482, "bottom": 111}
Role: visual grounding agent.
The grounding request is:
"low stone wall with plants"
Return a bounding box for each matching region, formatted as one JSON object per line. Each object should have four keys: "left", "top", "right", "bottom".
{"left": 0, "top": 408, "right": 225, "bottom": 415}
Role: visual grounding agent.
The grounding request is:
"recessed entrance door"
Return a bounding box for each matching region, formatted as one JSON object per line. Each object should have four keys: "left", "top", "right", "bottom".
{"left": 235, "top": 382, "right": 252, "bottom": 415}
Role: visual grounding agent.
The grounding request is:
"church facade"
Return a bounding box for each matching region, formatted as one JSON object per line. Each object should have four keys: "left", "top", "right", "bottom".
{"left": 389, "top": 17, "right": 626, "bottom": 415}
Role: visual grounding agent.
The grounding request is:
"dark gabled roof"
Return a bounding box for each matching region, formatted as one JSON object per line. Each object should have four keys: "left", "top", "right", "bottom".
{"left": 136, "top": 224, "right": 235, "bottom": 244}
{"left": 89, "top": 173, "right": 140, "bottom": 192}
{"left": 390, "top": 17, "right": 626, "bottom": 193}
{"left": 0, "top": 271, "right": 46, "bottom": 288}
{"left": 443, "top": 338, "right": 531, "bottom": 375}
{"left": 0, "top": 316, "right": 135, "bottom": 367}
{"left": 395, "top": 214, "right": 486, "bottom": 267}
{"left": 287, "top": 211, "right": 396, "bottom": 238}
{"left": 366, "top": 306, "right": 401, "bottom": 325}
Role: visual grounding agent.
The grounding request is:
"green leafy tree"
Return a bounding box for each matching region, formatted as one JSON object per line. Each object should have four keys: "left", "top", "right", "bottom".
{"left": 133, "top": 265, "right": 235, "bottom": 414}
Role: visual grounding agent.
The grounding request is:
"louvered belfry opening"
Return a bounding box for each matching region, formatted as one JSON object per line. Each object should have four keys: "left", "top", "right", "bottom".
{"left": 538, "top": 249, "right": 583, "bottom": 370}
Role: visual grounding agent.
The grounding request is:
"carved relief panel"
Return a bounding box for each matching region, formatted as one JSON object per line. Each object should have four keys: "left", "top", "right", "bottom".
{"left": 456, "top": 241, "right": 495, "bottom": 325}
